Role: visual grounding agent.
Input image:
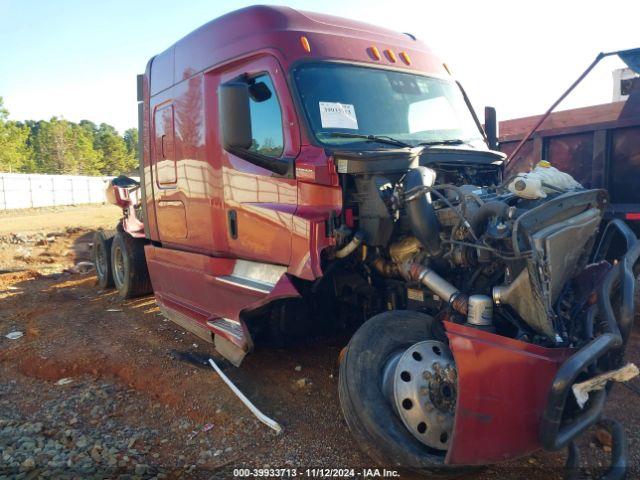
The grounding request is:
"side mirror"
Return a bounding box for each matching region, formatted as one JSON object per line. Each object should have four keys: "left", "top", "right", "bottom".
{"left": 219, "top": 82, "right": 253, "bottom": 151}
{"left": 484, "top": 106, "right": 498, "bottom": 150}
{"left": 218, "top": 80, "right": 290, "bottom": 176}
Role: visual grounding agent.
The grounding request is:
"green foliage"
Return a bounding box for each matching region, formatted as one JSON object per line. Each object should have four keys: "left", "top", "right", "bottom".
{"left": 0, "top": 97, "right": 138, "bottom": 175}
{"left": 95, "top": 123, "right": 137, "bottom": 175}
{"left": 123, "top": 128, "right": 139, "bottom": 161}
{"left": 0, "top": 97, "right": 34, "bottom": 172}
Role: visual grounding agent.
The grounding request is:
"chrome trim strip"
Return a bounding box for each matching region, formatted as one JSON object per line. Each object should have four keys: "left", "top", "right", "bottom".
{"left": 216, "top": 275, "right": 272, "bottom": 293}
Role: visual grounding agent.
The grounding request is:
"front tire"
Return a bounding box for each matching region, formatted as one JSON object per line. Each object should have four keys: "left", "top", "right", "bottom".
{"left": 110, "top": 232, "right": 152, "bottom": 298}
{"left": 338, "top": 311, "right": 466, "bottom": 477}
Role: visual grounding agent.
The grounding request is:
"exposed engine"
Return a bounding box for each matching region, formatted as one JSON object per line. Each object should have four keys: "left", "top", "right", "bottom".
{"left": 327, "top": 149, "right": 607, "bottom": 348}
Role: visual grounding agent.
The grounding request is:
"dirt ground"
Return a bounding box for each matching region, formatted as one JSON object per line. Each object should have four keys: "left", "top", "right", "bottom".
{"left": 0, "top": 204, "right": 639, "bottom": 479}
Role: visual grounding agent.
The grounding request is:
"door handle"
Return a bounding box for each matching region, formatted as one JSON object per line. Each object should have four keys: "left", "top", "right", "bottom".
{"left": 228, "top": 210, "right": 238, "bottom": 239}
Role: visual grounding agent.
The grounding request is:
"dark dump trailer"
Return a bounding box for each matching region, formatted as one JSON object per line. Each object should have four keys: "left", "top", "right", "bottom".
{"left": 500, "top": 89, "right": 640, "bottom": 236}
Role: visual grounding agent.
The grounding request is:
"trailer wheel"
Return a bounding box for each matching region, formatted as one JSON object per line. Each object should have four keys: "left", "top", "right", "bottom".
{"left": 92, "top": 230, "right": 116, "bottom": 288}
{"left": 110, "top": 232, "right": 152, "bottom": 298}
{"left": 339, "top": 311, "right": 469, "bottom": 477}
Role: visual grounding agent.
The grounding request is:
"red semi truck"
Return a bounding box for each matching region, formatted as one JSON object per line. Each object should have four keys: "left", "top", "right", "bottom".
{"left": 92, "top": 6, "right": 639, "bottom": 477}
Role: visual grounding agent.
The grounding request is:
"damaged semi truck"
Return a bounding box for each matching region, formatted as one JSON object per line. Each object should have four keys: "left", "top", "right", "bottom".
{"left": 91, "top": 6, "right": 640, "bottom": 477}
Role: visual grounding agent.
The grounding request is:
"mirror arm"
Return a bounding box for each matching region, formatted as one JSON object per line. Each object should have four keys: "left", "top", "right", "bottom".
{"left": 456, "top": 81, "right": 488, "bottom": 145}
{"left": 226, "top": 146, "right": 292, "bottom": 176}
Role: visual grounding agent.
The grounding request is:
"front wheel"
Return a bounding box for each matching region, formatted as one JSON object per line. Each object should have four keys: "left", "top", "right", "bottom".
{"left": 110, "top": 232, "right": 152, "bottom": 299}
{"left": 339, "top": 311, "right": 467, "bottom": 477}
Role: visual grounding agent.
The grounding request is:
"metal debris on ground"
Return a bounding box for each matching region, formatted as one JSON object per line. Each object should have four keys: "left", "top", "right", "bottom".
{"left": 187, "top": 423, "right": 215, "bottom": 441}
{"left": 5, "top": 331, "right": 24, "bottom": 340}
{"left": 208, "top": 358, "right": 283, "bottom": 434}
{"left": 572, "top": 363, "right": 639, "bottom": 408}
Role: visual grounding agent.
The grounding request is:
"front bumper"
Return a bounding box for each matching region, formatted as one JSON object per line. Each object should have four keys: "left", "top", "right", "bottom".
{"left": 444, "top": 219, "right": 639, "bottom": 476}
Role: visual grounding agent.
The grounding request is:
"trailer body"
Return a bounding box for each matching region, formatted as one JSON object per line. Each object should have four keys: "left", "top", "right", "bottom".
{"left": 499, "top": 91, "right": 640, "bottom": 234}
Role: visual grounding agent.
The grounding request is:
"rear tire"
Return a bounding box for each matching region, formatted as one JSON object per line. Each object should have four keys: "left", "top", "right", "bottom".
{"left": 92, "top": 230, "right": 116, "bottom": 289}
{"left": 338, "top": 311, "right": 468, "bottom": 477}
{"left": 110, "top": 232, "right": 152, "bottom": 299}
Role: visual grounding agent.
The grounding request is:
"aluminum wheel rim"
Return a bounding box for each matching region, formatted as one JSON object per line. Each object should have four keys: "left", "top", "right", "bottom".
{"left": 113, "top": 244, "right": 125, "bottom": 287}
{"left": 390, "top": 340, "right": 456, "bottom": 450}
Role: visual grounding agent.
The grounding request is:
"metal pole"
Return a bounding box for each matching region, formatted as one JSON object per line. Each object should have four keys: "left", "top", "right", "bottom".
{"left": 208, "top": 358, "right": 282, "bottom": 434}
{"left": 1, "top": 175, "right": 5, "bottom": 211}
{"left": 28, "top": 175, "right": 33, "bottom": 208}
{"left": 507, "top": 52, "right": 606, "bottom": 164}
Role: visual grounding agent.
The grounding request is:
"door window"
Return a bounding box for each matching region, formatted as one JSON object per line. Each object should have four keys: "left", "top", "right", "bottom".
{"left": 247, "top": 74, "right": 284, "bottom": 158}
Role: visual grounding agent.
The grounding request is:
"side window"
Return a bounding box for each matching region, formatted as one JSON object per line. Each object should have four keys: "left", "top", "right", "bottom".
{"left": 248, "top": 74, "right": 284, "bottom": 158}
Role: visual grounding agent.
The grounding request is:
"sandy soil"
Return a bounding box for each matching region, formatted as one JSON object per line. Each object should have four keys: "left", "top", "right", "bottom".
{"left": 0, "top": 205, "right": 638, "bottom": 479}
{"left": 0, "top": 204, "right": 122, "bottom": 235}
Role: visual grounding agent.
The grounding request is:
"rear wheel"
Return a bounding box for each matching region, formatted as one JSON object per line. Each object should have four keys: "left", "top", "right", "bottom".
{"left": 92, "top": 230, "right": 116, "bottom": 289}
{"left": 339, "top": 311, "right": 467, "bottom": 477}
{"left": 111, "top": 232, "right": 152, "bottom": 298}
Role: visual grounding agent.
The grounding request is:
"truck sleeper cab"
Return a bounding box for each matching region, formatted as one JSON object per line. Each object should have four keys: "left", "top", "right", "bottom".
{"left": 93, "top": 6, "right": 639, "bottom": 477}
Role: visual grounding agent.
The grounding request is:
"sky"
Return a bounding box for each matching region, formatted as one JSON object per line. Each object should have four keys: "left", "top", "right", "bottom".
{"left": 0, "top": 0, "right": 638, "bottom": 134}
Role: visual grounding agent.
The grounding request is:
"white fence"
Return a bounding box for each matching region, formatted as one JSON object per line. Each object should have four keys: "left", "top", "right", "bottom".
{"left": 0, "top": 173, "right": 113, "bottom": 210}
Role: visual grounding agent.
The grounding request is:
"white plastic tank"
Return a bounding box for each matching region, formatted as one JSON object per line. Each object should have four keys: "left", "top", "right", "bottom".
{"left": 508, "top": 160, "right": 582, "bottom": 199}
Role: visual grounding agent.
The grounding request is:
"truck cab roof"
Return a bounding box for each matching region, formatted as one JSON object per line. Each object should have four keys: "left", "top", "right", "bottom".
{"left": 147, "top": 5, "right": 447, "bottom": 96}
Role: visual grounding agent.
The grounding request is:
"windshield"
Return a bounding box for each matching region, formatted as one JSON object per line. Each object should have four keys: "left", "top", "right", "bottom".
{"left": 293, "top": 62, "right": 486, "bottom": 149}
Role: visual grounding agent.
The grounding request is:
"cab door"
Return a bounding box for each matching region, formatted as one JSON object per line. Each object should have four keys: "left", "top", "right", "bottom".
{"left": 153, "top": 102, "right": 188, "bottom": 242}
{"left": 217, "top": 55, "right": 300, "bottom": 266}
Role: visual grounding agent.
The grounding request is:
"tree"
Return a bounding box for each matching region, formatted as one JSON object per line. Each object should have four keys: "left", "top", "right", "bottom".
{"left": 33, "top": 117, "right": 75, "bottom": 174}
{"left": 70, "top": 123, "right": 103, "bottom": 175}
{"left": 0, "top": 97, "right": 34, "bottom": 172}
{"left": 123, "top": 128, "right": 139, "bottom": 162}
{"left": 95, "top": 123, "right": 137, "bottom": 175}
{"left": 0, "top": 97, "right": 137, "bottom": 175}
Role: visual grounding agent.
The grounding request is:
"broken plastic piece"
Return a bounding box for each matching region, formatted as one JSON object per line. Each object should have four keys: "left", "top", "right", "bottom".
{"left": 5, "top": 331, "right": 23, "bottom": 340}
{"left": 208, "top": 358, "right": 282, "bottom": 434}
{"left": 572, "top": 363, "right": 639, "bottom": 408}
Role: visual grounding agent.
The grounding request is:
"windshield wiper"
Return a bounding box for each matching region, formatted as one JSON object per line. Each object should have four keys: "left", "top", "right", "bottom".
{"left": 418, "top": 139, "right": 466, "bottom": 146}
{"left": 324, "top": 132, "right": 413, "bottom": 149}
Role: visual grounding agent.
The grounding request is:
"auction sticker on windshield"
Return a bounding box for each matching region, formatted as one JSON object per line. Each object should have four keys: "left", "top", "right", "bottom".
{"left": 319, "top": 102, "right": 358, "bottom": 129}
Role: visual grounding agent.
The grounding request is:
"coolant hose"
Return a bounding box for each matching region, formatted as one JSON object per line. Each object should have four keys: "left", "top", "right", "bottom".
{"left": 335, "top": 231, "right": 365, "bottom": 259}
{"left": 468, "top": 200, "right": 509, "bottom": 236}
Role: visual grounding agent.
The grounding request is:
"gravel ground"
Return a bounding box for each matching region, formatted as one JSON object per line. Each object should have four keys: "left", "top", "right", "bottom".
{"left": 0, "top": 379, "right": 163, "bottom": 478}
